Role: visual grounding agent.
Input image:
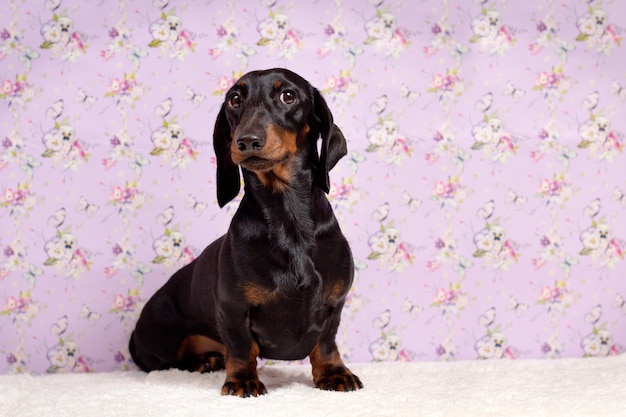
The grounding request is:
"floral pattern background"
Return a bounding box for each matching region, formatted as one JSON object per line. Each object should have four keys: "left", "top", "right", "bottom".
{"left": 1, "top": 0, "right": 625, "bottom": 373}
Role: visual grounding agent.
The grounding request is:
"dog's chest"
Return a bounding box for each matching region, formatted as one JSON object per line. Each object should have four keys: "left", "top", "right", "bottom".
{"left": 248, "top": 287, "right": 330, "bottom": 361}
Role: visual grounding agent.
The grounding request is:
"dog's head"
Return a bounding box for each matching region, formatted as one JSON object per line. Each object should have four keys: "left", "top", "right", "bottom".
{"left": 212, "top": 68, "right": 347, "bottom": 207}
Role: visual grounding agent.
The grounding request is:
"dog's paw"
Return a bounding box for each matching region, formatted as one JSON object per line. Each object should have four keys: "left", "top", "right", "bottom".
{"left": 314, "top": 367, "right": 363, "bottom": 392}
{"left": 221, "top": 378, "right": 268, "bottom": 398}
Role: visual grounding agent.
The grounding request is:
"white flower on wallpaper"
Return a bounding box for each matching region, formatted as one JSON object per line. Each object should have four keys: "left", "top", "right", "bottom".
{"left": 149, "top": 9, "right": 196, "bottom": 60}
{"left": 151, "top": 206, "right": 195, "bottom": 269}
{"left": 47, "top": 316, "right": 95, "bottom": 373}
{"left": 370, "top": 333, "right": 409, "bottom": 361}
{"left": 256, "top": 10, "right": 302, "bottom": 58}
{"left": 471, "top": 115, "right": 518, "bottom": 163}
{"left": 150, "top": 119, "right": 198, "bottom": 170}
{"left": 579, "top": 220, "right": 624, "bottom": 270}
{"left": 576, "top": 7, "right": 622, "bottom": 55}
{"left": 475, "top": 308, "right": 516, "bottom": 360}
{"left": 42, "top": 122, "right": 90, "bottom": 171}
{"left": 364, "top": 10, "right": 409, "bottom": 58}
{"left": 365, "top": 116, "right": 412, "bottom": 165}
{"left": 581, "top": 305, "right": 620, "bottom": 357}
{"left": 577, "top": 111, "right": 623, "bottom": 162}
{"left": 472, "top": 216, "right": 520, "bottom": 272}
{"left": 43, "top": 225, "right": 92, "bottom": 280}
{"left": 367, "top": 204, "right": 414, "bottom": 273}
{"left": 470, "top": 8, "right": 516, "bottom": 56}
{"left": 39, "top": 13, "right": 87, "bottom": 62}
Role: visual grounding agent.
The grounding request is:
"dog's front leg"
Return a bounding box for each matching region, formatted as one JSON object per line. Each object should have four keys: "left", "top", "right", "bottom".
{"left": 309, "top": 314, "right": 363, "bottom": 392}
{"left": 217, "top": 304, "right": 267, "bottom": 397}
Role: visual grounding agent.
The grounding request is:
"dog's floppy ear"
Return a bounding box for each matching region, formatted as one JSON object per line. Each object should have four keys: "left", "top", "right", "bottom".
{"left": 312, "top": 88, "right": 347, "bottom": 193}
{"left": 213, "top": 104, "right": 240, "bottom": 208}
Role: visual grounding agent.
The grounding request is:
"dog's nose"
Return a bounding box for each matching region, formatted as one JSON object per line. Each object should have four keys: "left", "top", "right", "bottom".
{"left": 236, "top": 134, "right": 265, "bottom": 153}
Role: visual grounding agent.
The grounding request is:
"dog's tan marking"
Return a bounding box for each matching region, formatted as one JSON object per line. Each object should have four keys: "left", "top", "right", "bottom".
{"left": 274, "top": 80, "right": 282, "bottom": 89}
{"left": 326, "top": 281, "right": 346, "bottom": 301}
{"left": 242, "top": 282, "right": 276, "bottom": 305}
{"left": 177, "top": 335, "right": 227, "bottom": 362}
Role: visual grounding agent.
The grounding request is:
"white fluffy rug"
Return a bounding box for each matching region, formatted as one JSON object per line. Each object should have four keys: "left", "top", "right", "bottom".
{"left": 1, "top": 356, "right": 625, "bottom": 417}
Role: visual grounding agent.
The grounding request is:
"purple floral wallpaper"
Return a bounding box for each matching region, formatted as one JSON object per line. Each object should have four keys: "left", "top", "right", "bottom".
{"left": 1, "top": 0, "right": 625, "bottom": 373}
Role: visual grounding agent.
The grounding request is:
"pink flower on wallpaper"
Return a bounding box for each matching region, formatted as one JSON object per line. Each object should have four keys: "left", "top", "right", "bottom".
{"left": 1, "top": 183, "right": 36, "bottom": 217}
{"left": 213, "top": 72, "right": 242, "bottom": 96}
{"left": 432, "top": 284, "right": 467, "bottom": 318}
{"left": 1, "top": 291, "right": 38, "bottom": 324}
{"left": 538, "top": 281, "right": 573, "bottom": 315}
{"left": 536, "top": 174, "right": 571, "bottom": 207}
{"left": 108, "top": 181, "right": 144, "bottom": 214}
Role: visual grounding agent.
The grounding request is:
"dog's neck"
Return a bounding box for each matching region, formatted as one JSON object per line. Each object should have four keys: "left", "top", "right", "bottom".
{"left": 239, "top": 168, "right": 333, "bottom": 288}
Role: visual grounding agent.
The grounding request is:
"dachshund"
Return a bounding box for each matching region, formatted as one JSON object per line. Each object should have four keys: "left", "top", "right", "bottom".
{"left": 129, "top": 68, "right": 362, "bottom": 397}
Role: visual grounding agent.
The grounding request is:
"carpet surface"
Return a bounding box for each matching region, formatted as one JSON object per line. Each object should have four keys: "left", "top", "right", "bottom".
{"left": 1, "top": 355, "right": 625, "bottom": 417}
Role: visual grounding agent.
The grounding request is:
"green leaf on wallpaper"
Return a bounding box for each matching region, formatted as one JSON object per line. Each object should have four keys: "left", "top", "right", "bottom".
{"left": 152, "top": 255, "right": 167, "bottom": 264}
{"left": 150, "top": 147, "right": 165, "bottom": 156}
{"left": 40, "top": 41, "right": 54, "bottom": 50}
{"left": 365, "top": 144, "right": 379, "bottom": 153}
{"left": 257, "top": 38, "right": 271, "bottom": 46}
{"left": 44, "top": 258, "right": 59, "bottom": 266}
{"left": 577, "top": 140, "right": 592, "bottom": 149}
{"left": 148, "top": 39, "right": 163, "bottom": 48}
{"left": 364, "top": 37, "right": 377, "bottom": 45}
{"left": 367, "top": 252, "right": 382, "bottom": 261}
{"left": 41, "top": 149, "right": 56, "bottom": 158}
{"left": 576, "top": 33, "right": 590, "bottom": 42}
{"left": 579, "top": 247, "right": 593, "bottom": 256}
{"left": 161, "top": 11, "right": 167, "bottom": 20}
{"left": 472, "top": 249, "right": 487, "bottom": 258}
{"left": 471, "top": 142, "right": 485, "bottom": 150}
{"left": 469, "top": 34, "right": 481, "bottom": 44}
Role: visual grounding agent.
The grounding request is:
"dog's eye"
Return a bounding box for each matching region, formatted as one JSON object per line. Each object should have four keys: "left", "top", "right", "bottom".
{"left": 227, "top": 93, "right": 241, "bottom": 109}
{"left": 279, "top": 90, "right": 297, "bottom": 105}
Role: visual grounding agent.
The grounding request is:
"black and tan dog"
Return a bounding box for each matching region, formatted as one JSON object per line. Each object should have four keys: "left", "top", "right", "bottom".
{"left": 129, "top": 68, "right": 362, "bottom": 397}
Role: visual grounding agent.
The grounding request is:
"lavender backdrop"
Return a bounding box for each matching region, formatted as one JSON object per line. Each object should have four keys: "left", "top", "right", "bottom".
{"left": 1, "top": 0, "right": 625, "bottom": 374}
